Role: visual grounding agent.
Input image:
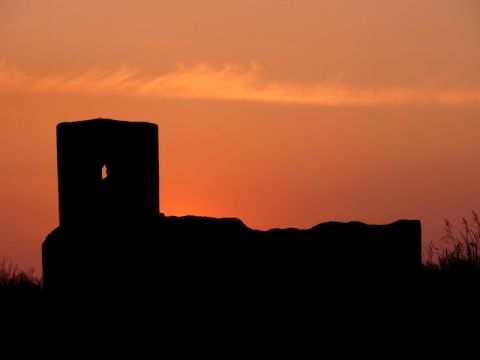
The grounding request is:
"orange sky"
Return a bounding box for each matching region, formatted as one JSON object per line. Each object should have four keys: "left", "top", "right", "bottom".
{"left": 1, "top": 1, "right": 480, "bottom": 277}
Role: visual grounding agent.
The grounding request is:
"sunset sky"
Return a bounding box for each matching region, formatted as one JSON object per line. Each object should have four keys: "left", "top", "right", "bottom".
{"left": 1, "top": 1, "right": 480, "bottom": 277}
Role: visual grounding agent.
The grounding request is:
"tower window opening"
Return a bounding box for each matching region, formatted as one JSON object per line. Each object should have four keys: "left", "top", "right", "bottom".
{"left": 102, "top": 164, "right": 107, "bottom": 180}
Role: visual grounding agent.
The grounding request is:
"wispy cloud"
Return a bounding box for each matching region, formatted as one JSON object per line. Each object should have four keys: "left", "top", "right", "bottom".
{"left": 1, "top": 60, "right": 479, "bottom": 106}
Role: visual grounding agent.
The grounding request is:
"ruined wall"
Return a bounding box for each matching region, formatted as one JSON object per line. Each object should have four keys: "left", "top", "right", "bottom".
{"left": 42, "top": 119, "right": 422, "bottom": 298}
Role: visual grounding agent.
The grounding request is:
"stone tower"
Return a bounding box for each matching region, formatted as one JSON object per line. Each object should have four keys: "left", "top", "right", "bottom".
{"left": 56, "top": 118, "right": 159, "bottom": 226}
{"left": 42, "top": 119, "right": 160, "bottom": 294}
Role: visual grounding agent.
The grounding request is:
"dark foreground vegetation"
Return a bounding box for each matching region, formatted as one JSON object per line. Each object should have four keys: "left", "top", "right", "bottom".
{"left": 2, "top": 257, "right": 478, "bottom": 297}
{"left": 0, "top": 257, "right": 43, "bottom": 295}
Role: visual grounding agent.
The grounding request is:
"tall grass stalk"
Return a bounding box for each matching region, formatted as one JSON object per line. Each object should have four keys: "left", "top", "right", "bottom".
{"left": 437, "top": 211, "right": 480, "bottom": 276}
{"left": 0, "top": 257, "right": 43, "bottom": 289}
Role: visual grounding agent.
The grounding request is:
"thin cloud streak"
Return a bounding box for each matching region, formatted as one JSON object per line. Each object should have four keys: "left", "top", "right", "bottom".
{"left": 1, "top": 60, "right": 479, "bottom": 106}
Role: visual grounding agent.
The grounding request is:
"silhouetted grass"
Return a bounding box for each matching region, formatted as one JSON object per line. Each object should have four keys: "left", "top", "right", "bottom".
{"left": 0, "top": 257, "right": 43, "bottom": 293}
{"left": 424, "top": 211, "right": 480, "bottom": 278}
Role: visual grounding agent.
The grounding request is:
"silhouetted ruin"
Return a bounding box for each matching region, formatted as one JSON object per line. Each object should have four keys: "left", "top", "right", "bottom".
{"left": 42, "top": 118, "right": 422, "bottom": 300}
{"left": 56, "top": 118, "right": 159, "bottom": 226}
{"left": 42, "top": 119, "right": 160, "bottom": 294}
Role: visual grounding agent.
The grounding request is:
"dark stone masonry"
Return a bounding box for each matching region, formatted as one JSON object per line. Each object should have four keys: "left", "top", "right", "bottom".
{"left": 42, "top": 118, "right": 422, "bottom": 300}
{"left": 55, "top": 118, "right": 159, "bottom": 227}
